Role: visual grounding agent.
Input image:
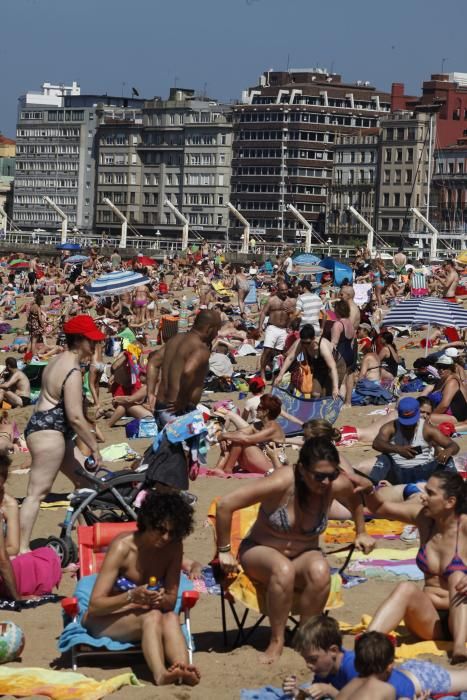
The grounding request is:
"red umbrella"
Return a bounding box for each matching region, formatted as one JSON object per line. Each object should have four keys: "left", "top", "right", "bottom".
{"left": 9, "top": 261, "right": 29, "bottom": 269}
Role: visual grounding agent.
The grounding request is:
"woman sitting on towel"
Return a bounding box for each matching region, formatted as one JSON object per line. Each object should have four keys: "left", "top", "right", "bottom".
{"left": 216, "top": 437, "right": 375, "bottom": 664}
{"left": 0, "top": 453, "right": 61, "bottom": 600}
{"left": 213, "top": 394, "right": 285, "bottom": 475}
{"left": 352, "top": 469, "right": 467, "bottom": 664}
{"left": 83, "top": 491, "right": 201, "bottom": 687}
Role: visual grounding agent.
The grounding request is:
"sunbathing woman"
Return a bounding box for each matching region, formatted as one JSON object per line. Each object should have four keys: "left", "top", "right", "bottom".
{"left": 214, "top": 394, "right": 285, "bottom": 474}
{"left": 216, "top": 438, "right": 375, "bottom": 663}
{"left": 353, "top": 470, "right": 467, "bottom": 663}
{"left": 83, "top": 491, "right": 200, "bottom": 686}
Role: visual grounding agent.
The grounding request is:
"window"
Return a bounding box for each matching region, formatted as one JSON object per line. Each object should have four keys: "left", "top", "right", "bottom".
{"left": 218, "top": 194, "right": 224, "bottom": 205}
{"left": 392, "top": 218, "right": 400, "bottom": 231}
{"left": 221, "top": 134, "right": 227, "bottom": 145}
{"left": 394, "top": 193, "right": 400, "bottom": 207}
{"left": 219, "top": 153, "right": 225, "bottom": 164}
{"left": 165, "top": 213, "right": 171, "bottom": 224}
{"left": 381, "top": 218, "right": 389, "bottom": 231}
{"left": 144, "top": 175, "right": 150, "bottom": 186}
{"left": 406, "top": 148, "right": 413, "bottom": 163}
{"left": 130, "top": 173, "right": 136, "bottom": 185}
{"left": 169, "top": 114, "right": 175, "bottom": 125}
{"left": 385, "top": 148, "right": 392, "bottom": 163}
{"left": 396, "top": 149, "right": 403, "bottom": 163}
{"left": 384, "top": 169, "right": 390, "bottom": 184}
{"left": 130, "top": 192, "right": 136, "bottom": 205}
{"left": 394, "top": 169, "right": 402, "bottom": 184}
{"left": 408, "top": 127, "right": 416, "bottom": 140}
{"left": 397, "top": 128, "right": 405, "bottom": 140}
{"left": 386, "top": 128, "right": 394, "bottom": 140}
{"left": 405, "top": 169, "right": 412, "bottom": 184}
{"left": 218, "top": 174, "right": 224, "bottom": 186}
{"left": 405, "top": 193, "right": 411, "bottom": 207}
{"left": 383, "top": 193, "right": 389, "bottom": 207}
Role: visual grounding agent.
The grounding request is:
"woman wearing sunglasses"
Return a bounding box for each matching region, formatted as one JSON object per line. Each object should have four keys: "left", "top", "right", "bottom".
{"left": 216, "top": 437, "right": 375, "bottom": 664}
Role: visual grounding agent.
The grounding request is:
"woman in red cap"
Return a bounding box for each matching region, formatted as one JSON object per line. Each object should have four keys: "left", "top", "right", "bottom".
{"left": 19, "top": 315, "right": 105, "bottom": 553}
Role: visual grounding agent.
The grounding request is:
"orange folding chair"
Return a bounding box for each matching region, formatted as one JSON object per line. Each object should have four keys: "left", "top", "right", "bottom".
{"left": 207, "top": 499, "right": 345, "bottom": 648}
{"left": 61, "top": 522, "right": 199, "bottom": 670}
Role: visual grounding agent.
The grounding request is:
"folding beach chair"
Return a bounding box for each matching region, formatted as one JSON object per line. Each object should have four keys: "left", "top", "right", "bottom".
{"left": 207, "top": 500, "right": 348, "bottom": 648}
{"left": 60, "top": 522, "right": 199, "bottom": 670}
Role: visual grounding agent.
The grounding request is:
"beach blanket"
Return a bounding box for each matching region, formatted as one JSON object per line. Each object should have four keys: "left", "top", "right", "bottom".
{"left": 352, "top": 378, "right": 393, "bottom": 406}
{"left": 271, "top": 387, "right": 342, "bottom": 435}
{"left": 325, "top": 519, "right": 406, "bottom": 544}
{"left": 0, "top": 666, "right": 142, "bottom": 699}
{"left": 332, "top": 546, "right": 423, "bottom": 580}
{"left": 245, "top": 280, "right": 257, "bottom": 305}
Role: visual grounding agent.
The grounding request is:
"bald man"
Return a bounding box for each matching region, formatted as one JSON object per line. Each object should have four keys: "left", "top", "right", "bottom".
{"left": 146, "top": 309, "right": 221, "bottom": 427}
{"left": 339, "top": 285, "right": 361, "bottom": 330}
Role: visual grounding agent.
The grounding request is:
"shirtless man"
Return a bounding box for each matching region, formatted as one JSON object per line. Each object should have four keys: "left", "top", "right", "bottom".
{"left": 0, "top": 358, "right": 31, "bottom": 408}
{"left": 258, "top": 282, "right": 296, "bottom": 381}
{"left": 436, "top": 259, "right": 459, "bottom": 301}
{"left": 146, "top": 309, "right": 221, "bottom": 427}
{"left": 338, "top": 285, "right": 360, "bottom": 331}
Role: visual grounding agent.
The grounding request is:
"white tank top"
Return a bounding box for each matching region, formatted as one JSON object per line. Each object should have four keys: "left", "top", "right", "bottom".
{"left": 390, "top": 418, "right": 434, "bottom": 469}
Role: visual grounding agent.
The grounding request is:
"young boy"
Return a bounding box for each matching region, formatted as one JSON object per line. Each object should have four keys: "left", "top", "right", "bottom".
{"left": 336, "top": 632, "right": 398, "bottom": 700}
{"left": 283, "top": 616, "right": 466, "bottom": 699}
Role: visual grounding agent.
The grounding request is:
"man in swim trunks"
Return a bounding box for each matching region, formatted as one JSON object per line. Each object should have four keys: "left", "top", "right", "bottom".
{"left": 258, "top": 282, "right": 296, "bottom": 382}
{"left": 436, "top": 259, "right": 459, "bottom": 301}
{"left": 146, "top": 309, "right": 221, "bottom": 428}
{"left": 0, "top": 358, "right": 31, "bottom": 408}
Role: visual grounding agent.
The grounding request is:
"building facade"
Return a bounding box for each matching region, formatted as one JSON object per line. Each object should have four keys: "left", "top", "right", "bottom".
{"left": 13, "top": 82, "right": 144, "bottom": 233}
{"left": 230, "top": 69, "right": 391, "bottom": 245}
{"left": 376, "top": 110, "right": 433, "bottom": 238}
{"left": 95, "top": 88, "right": 233, "bottom": 239}
{"left": 392, "top": 73, "right": 467, "bottom": 149}
{"left": 431, "top": 140, "right": 467, "bottom": 233}
{"left": 328, "top": 129, "right": 379, "bottom": 241}
{"left": 0, "top": 135, "right": 15, "bottom": 216}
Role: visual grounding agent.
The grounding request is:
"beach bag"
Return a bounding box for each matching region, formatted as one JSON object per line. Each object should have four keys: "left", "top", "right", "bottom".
{"left": 125, "top": 417, "right": 158, "bottom": 439}
{"left": 291, "top": 360, "right": 313, "bottom": 394}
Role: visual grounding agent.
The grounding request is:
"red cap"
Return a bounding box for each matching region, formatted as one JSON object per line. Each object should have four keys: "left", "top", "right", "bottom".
{"left": 438, "top": 422, "right": 455, "bottom": 437}
{"left": 249, "top": 376, "right": 265, "bottom": 391}
{"left": 63, "top": 315, "right": 105, "bottom": 341}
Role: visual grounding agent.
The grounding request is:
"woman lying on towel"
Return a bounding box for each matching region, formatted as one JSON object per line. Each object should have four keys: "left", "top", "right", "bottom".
{"left": 0, "top": 453, "right": 61, "bottom": 600}
{"left": 216, "top": 437, "right": 375, "bottom": 664}
{"left": 83, "top": 491, "right": 201, "bottom": 687}
{"left": 353, "top": 469, "right": 467, "bottom": 664}
{"left": 213, "top": 394, "right": 285, "bottom": 475}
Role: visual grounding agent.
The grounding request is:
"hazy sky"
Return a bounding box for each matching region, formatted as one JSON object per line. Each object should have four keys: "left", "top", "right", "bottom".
{"left": 1, "top": 0, "right": 466, "bottom": 137}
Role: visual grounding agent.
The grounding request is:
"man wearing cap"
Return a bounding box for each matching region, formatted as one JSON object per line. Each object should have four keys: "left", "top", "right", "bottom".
{"left": 369, "top": 396, "right": 459, "bottom": 485}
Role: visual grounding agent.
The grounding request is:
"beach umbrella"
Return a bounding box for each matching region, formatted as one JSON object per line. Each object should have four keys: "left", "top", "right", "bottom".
{"left": 65, "top": 255, "right": 89, "bottom": 264}
{"left": 9, "top": 260, "right": 29, "bottom": 269}
{"left": 292, "top": 253, "right": 326, "bottom": 276}
{"left": 84, "top": 270, "right": 151, "bottom": 296}
{"left": 381, "top": 297, "right": 467, "bottom": 356}
{"left": 56, "top": 243, "right": 81, "bottom": 251}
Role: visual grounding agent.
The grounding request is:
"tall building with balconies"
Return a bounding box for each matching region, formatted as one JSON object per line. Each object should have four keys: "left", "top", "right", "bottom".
{"left": 230, "top": 69, "right": 391, "bottom": 245}
{"left": 13, "top": 82, "right": 144, "bottom": 233}
{"left": 328, "top": 129, "right": 379, "bottom": 242}
{"left": 431, "top": 140, "right": 467, "bottom": 233}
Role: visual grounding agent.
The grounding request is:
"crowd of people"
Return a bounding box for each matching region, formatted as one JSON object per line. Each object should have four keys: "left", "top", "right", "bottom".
{"left": 0, "top": 241, "right": 465, "bottom": 695}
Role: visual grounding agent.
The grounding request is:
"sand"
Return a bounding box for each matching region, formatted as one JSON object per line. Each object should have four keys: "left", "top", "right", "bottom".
{"left": 2, "top": 320, "right": 466, "bottom": 700}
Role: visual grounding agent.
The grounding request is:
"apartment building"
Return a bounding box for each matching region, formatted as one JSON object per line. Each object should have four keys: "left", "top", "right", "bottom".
{"left": 230, "top": 69, "right": 391, "bottom": 245}
{"left": 376, "top": 110, "right": 434, "bottom": 237}
{"left": 328, "top": 129, "right": 379, "bottom": 240}
{"left": 13, "top": 82, "right": 144, "bottom": 233}
{"left": 95, "top": 88, "right": 233, "bottom": 239}
{"left": 431, "top": 139, "right": 467, "bottom": 232}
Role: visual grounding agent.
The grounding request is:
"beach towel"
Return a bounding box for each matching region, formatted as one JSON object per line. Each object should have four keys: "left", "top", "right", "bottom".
{"left": 324, "top": 519, "right": 406, "bottom": 544}
{"left": 0, "top": 666, "right": 142, "bottom": 699}
{"left": 59, "top": 573, "right": 195, "bottom": 655}
{"left": 241, "top": 687, "right": 285, "bottom": 700}
{"left": 353, "top": 283, "right": 372, "bottom": 307}
{"left": 245, "top": 280, "right": 257, "bottom": 306}
{"left": 100, "top": 443, "right": 136, "bottom": 461}
{"left": 272, "top": 386, "right": 342, "bottom": 435}
{"left": 352, "top": 378, "right": 393, "bottom": 405}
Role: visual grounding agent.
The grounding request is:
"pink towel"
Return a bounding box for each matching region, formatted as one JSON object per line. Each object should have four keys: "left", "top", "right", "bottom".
{"left": 6, "top": 547, "right": 62, "bottom": 596}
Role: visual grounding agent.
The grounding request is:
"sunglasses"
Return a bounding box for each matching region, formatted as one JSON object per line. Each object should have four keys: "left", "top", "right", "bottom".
{"left": 311, "top": 470, "right": 340, "bottom": 483}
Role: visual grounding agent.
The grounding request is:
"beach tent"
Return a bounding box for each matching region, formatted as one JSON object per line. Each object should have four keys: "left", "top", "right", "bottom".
{"left": 319, "top": 257, "right": 353, "bottom": 286}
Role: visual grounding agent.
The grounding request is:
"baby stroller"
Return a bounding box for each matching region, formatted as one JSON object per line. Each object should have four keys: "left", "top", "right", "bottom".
{"left": 46, "top": 463, "right": 147, "bottom": 567}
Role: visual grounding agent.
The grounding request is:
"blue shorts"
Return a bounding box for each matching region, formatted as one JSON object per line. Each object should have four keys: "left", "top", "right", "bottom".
{"left": 402, "top": 483, "right": 424, "bottom": 500}
{"left": 399, "top": 660, "right": 451, "bottom": 694}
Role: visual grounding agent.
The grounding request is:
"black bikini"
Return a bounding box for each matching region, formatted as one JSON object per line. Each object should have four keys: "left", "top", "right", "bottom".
{"left": 24, "top": 367, "right": 80, "bottom": 439}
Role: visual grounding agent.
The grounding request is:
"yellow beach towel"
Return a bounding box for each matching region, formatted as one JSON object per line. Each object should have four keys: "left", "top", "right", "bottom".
{"left": 0, "top": 667, "right": 143, "bottom": 700}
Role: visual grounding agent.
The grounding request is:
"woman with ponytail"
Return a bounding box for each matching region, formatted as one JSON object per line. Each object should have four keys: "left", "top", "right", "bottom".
{"left": 354, "top": 469, "right": 467, "bottom": 663}
{"left": 215, "top": 437, "right": 375, "bottom": 664}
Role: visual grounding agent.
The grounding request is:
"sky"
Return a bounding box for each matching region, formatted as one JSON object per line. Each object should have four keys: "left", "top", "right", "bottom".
{"left": 1, "top": 0, "right": 467, "bottom": 137}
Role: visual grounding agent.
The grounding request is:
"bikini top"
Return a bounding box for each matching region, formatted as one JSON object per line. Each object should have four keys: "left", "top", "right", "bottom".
{"left": 416, "top": 518, "right": 467, "bottom": 578}
{"left": 260, "top": 491, "right": 328, "bottom": 537}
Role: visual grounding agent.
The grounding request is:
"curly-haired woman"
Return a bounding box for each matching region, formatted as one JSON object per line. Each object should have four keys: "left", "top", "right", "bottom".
{"left": 83, "top": 491, "right": 200, "bottom": 686}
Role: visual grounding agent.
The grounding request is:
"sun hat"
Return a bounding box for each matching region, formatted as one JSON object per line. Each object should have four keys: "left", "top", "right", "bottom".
{"left": 436, "top": 354, "right": 454, "bottom": 366}
{"left": 63, "top": 315, "right": 105, "bottom": 341}
{"left": 397, "top": 397, "right": 420, "bottom": 426}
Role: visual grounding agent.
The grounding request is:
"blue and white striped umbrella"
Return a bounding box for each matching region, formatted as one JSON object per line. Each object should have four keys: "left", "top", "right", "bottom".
{"left": 382, "top": 297, "right": 467, "bottom": 328}
{"left": 84, "top": 270, "right": 151, "bottom": 296}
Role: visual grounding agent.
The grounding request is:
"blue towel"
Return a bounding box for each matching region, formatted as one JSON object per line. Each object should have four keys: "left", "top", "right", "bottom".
{"left": 241, "top": 688, "right": 285, "bottom": 700}
{"left": 58, "top": 573, "right": 194, "bottom": 653}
